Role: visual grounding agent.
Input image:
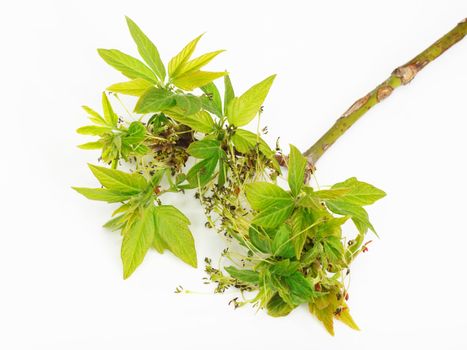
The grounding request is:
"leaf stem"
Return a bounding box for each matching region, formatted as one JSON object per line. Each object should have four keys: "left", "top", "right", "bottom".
{"left": 303, "top": 18, "right": 467, "bottom": 166}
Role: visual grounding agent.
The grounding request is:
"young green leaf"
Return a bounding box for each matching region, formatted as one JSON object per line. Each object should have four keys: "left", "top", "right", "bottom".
{"left": 186, "top": 157, "right": 219, "bottom": 187}
{"left": 335, "top": 305, "right": 360, "bottom": 331}
{"left": 121, "top": 206, "right": 155, "bottom": 279}
{"left": 253, "top": 203, "right": 294, "bottom": 229}
{"left": 225, "top": 266, "right": 260, "bottom": 284}
{"left": 153, "top": 205, "right": 197, "bottom": 267}
{"left": 309, "top": 302, "right": 335, "bottom": 336}
{"left": 283, "top": 272, "right": 316, "bottom": 305}
{"left": 134, "top": 87, "right": 175, "bottom": 113}
{"left": 288, "top": 144, "right": 307, "bottom": 197}
{"left": 76, "top": 125, "right": 112, "bottom": 136}
{"left": 201, "top": 82, "right": 223, "bottom": 117}
{"left": 82, "top": 105, "right": 106, "bottom": 126}
{"left": 126, "top": 16, "right": 166, "bottom": 81}
{"left": 167, "top": 110, "right": 215, "bottom": 133}
{"left": 72, "top": 187, "right": 133, "bottom": 203}
{"left": 271, "top": 224, "right": 294, "bottom": 257}
{"left": 331, "top": 177, "right": 386, "bottom": 206}
{"left": 78, "top": 141, "right": 104, "bottom": 150}
{"left": 245, "top": 182, "right": 293, "bottom": 211}
{"left": 187, "top": 139, "right": 222, "bottom": 159}
{"left": 268, "top": 260, "right": 300, "bottom": 277}
{"left": 223, "top": 75, "right": 235, "bottom": 115}
{"left": 231, "top": 129, "right": 274, "bottom": 158}
{"left": 101, "top": 92, "right": 118, "bottom": 127}
{"left": 88, "top": 164, "right": 147, "bottom": 194}
{"left": 326, "top": 200, "right": 376, "bottom": 235}
{"left": 107, "top": 78, "right": 153, "bottom": 96}
{"left": 168, "top": 34, "right": 203, "bottom": 78}
{"left": 290, "top": 207, "right": 313, "bottom": 258}
{"left": 174, "top": 94, "right": 202, "bottom": 115}
{"left": 248, "top": 225, "right": 272, "bottom": 253}
{"left": 172, "top": 71, "right": 227, "bottom": 91}
{"left": 226, "top": 74, "right": 276, "bottom": 127}
{"left": 98, "top": 48, "right": 158, "bottom": 84}
{"left": 322, "top": 236, "right": 344, "bottom": 264}
{"left": 267, "top": 293, "right": 293, "bottom": 317}
{"left": 177, "top": 50, "right": 225, "bottom": 76}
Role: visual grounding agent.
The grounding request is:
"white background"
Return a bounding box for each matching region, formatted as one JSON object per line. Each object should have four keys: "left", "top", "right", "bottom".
{"left": 1, "top": 1, "right": 466, "bottom": 349}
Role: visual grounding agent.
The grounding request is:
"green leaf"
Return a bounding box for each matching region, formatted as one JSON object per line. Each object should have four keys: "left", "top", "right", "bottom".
{"left": 103, "top": 214, "right": 126, "bottom": 231}
{"left": 72, "top": 187, "right": 132, "bottom": 203}
{"left": 200, "top": 82, "right": 222, "bottom": 117}
{"left": 269, "top": 259, "right": 300, "bottom": 277}
{"left": 290, "top": 207, "right": 314, "bottom": 258}
{"left": 153, "top": 205, "right": 197, "bottom": 267}
{"left": 107, "top": 78, "right": 153, "bottom": 96}
{"left": 124, "top": 121, "right": 146, "bottom": 144}
{"left": 88, "top": 164, "right": 147, "bottom": 194}
{"left": 271, "top": 224, "right": 294, "bottom": 257}
{"left": 245, "top": 182, "right": 293, "bottom": 211}
{"left": 134, "top": 87, "right": 175, "bottom": 113}
{"left": 309, "top": 302, "right": 335, "bottom": 336}
{"left": 225, "top": 266, "right": 259, "bottom": 284}
{"left": 311, "top": 188, "right": 351, "bottom": 200}
{"left": 331, "top": 177, "right": 386, "bottom": 206}
{"left": 126, "top": 16, "right": 166, "bottom": 81}
{"left": 322, "top": 236, "right": 344, "bottom": 264}
{"left": 76, "top": 125, "right": 111, "bottom": 136}
{"left": 248, "top": 225, "right": 272, "bottom": 253}
{"left": 283, "top": 272, "right": 316, "bottom": 304}
{"left": 168, "top": 34, "right": 203, "bottom": 78}
{"left": 174, "top": 94, "right": 202, "bottom": 115}
{"left": 231, "top": 129, "right": 274, "bottom": 158}
{"left": 335, "top": 305, "right": 360, "bottom": 331}
{"left": 288, "top": 144, "right": 307, "bottom": 197}
{"left": 98, "top": 48, "right": 158, "bottom": 84}
{"left": 168, "top": 110, "right": 215, "bottom": 133}
{"left": 177, "top": 50, "right": 225, "bottom": 76}
{"left": 172, "top": 71, "right": 227, "bottom": 91}
{"left": 267, "top": 293, "right": 293, "bottom": 317}
{"left": 78, "top": 141, "right": 104, "bottom": 150}
{"left": 187, "top": 139, "right": 222, "bottom": 159}
{"left": 121, "top": 206, "right": 155, "bottom": 279}
{"left": 223, "top": 75, "right": 235, "bottom": 115}
{"left": 226, "top": 74, "right": 276, "bottom": 127}
{"left": 82, "top": 105, "right": 106, "bottom": 126}
{"left": 326, "top": 200, "right": 376, "bottom": 235}
{"left": 252, "top": 201, "right": 294, "bottom": 228}
{"left": 101, "top": 92, "right": 118, "bottom": 127}
{"left": 186, "top": 157, "right": 219, "bottom": 187}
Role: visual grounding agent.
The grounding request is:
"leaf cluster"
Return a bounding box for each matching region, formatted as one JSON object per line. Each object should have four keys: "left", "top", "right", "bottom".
{"left": 75, "top": 17, "right": 386, "bottom": 335}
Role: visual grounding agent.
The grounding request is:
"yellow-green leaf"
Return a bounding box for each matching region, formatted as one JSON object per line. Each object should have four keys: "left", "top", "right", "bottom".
{"left": 126, "top": 16, "right": 166, "bottom": 81}
{"left": 172, "top": 71, "right": 227, "bottom": 91}
{"left": 168, "top": 34, "right": 203, "bottom": 78}
{"left": 121, "top": 206, "right": 155, "bottom": 279}
{"left": 98, "top": 48, "right": 158, "bottom": 84}
{"left": 177, "top": 50, "right": 225, "bottom": 76}
{"left": 153, "top": 205, "right": 197, "bottom": 267}
{"left": 88, "top": 164, "right": 147, "bottom": 194}
{"left": 288, "top": 144, "right": 307, "bottom": 197}
{"left": 107, "top": 78, "right": 153, "bottom": 96}
{"left": 226, "top": 74, "right": 276, "bottom": 127}
{"left": 335, "top": 305, "right": 360, "bottom": 331}
{"left": 72, "top": 187, "right": 133, "bottom": 203}
{"left": 82, "top": 106, "right": 106, "bottom": 126}
{"left": 101, "top": 92, "right": 118, "bottom": 127}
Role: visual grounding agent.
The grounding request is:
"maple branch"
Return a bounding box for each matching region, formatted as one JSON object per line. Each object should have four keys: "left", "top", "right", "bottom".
{"left": 303, "top": 18, "right": 467, "bottom": 166}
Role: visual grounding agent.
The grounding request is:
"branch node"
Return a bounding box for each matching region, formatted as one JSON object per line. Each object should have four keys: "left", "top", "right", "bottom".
{"left": 376, "top": 85, "right": 393, "bottom": 102}
{"left": 393, "top": 64, "right": 418, "bottom": 84}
